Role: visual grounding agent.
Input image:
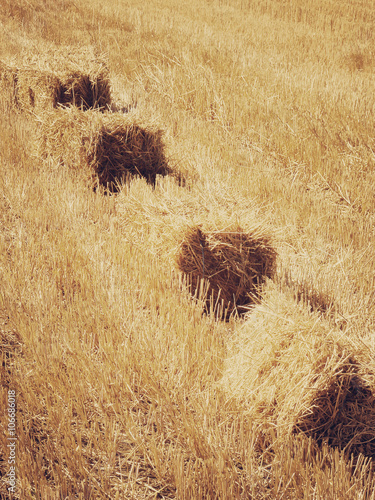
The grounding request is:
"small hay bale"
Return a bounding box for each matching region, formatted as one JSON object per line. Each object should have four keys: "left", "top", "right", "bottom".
{"left": 221, "top": 287, "right": 375, "bottom": 460}
{"left": 36, "top": 107, "right": 169, "bottom": 190}
{"left": 176, "top": 225, "right": 277, "bottom": 318}
{"left": 14, "top": 45, "right": 111, "bottom": 113}
{"left": 50, "top": 46, "right": 111, "bottom": 110}
{"left": 117, "top": 178, "right": 277, "bottom": 319}
{"left": 0, "top": 60, "right": 17, "bottom": 105}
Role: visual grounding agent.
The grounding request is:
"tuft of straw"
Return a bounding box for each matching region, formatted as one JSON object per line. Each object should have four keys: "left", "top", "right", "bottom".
{"left": 36, "top": 107, "right": 169, "bottom": 190}
{"left": 177, "top": 226, "right": 276, "bottom": 318}
{"left": 221, "top": 286, "right": 375, "bottom": 459}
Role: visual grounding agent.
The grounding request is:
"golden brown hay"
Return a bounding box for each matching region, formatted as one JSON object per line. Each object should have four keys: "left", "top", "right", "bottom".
{"left": 294, "top": 360, "right": 375, "bottom": 458}
{"left": 116, "top": 177, "right": 277, "bottom": 319}
{"left": 177, "top": 226, "right": 277, "bottom": 318}
{"left": 36, "top": 107, "right": 169, "bottom": 190}
{"left": 0, "top": 61, "right": 17, "bottom": 105}
{"left": 58, "top": 70, "right": 110, "bottom": 110}
{"left": 221, "top": 287, "right": 375, "bottom": 460}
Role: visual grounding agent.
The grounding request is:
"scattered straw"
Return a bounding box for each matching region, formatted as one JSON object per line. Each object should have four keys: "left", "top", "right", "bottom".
{"left": 36, "top": 107, "right": 169, "bottom": 190}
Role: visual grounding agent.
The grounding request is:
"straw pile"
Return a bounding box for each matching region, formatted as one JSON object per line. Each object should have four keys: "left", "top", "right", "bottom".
{"left": 6, "top": 45, "right": 111, "bottom": 113}
{"left": 33, "top": 46, "right": 111, "bottom": 110}
{"left": 221, "top": 287, "right": 375, "bottom": 459}
{"left": 36, "top": 107, "right": 169, "bottom": 190}
{"left": 177, "top": 226, "right": 276, "bottom": 318}
{"left": 117, "top": 178, "right": 277, "bottom": 318}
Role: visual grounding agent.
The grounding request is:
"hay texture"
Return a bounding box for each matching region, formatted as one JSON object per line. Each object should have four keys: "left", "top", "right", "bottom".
{"left": 221, "top": 287, "right": 375, "bottom": 459}
{"left": 36, "top": 107, "right": 169, "bottom": 189}
{"left": 15, "top": 69, "right": 61, "bottom": 113}
{"left": 10, "top": 45, "right": 111, "bottom": 113}
{"left": 0, "top": 61, "right": 17, "bottom": 105}
{"left": 53, "top": 46, "right": 111, "bottom": 110}
{"left": 177, "top": 226, "right": 276, "bottom": 318}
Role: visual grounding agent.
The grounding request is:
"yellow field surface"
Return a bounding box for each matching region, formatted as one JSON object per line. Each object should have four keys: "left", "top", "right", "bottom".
{"left": 1, "top": 0, "right": 375, "bottom": 498}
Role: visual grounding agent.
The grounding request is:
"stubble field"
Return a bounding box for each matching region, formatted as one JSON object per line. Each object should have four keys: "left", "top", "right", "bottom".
{"left": 1, "top": 0, "right": 375, "bottom": 498}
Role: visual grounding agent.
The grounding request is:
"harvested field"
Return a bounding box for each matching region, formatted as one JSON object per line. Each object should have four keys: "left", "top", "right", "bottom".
{"left": 36, "top": 107, "right": 170, "bottom": 190}
{"left": 3, "top": 0, "right": 375, "bottom": 497}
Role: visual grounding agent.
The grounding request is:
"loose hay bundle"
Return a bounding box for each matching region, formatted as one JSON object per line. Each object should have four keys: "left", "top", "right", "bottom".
{"left": 34, "top": 46, "right": 110, "bottom": 110}
{"left": 36, "top": 107, "right": 169, "bottom": 189}
{"left": 11, "top": 45, "right": 111, "bottom": 113}
{"left": 221, "top": 287, "right": 375, "bottom": 460}
{"left": 117, "top": 178, "right": 277, "bottom": 319}
{"left": 177, "top": 225, "right": 277, "bottom": 318}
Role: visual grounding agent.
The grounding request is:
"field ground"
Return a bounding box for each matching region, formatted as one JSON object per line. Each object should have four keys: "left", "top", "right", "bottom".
{"left": 1, "top": 0, "right": 375, "bottom": 498}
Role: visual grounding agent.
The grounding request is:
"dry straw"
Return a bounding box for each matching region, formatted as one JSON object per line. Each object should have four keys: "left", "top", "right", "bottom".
{"left": 221, "top": 286, "right": 375, "bottom": 460}
{"left": 36, "top": 107, "right": 169, "bottom": 190}
{"left": 15, "top": 69, "right": 61, "bottom": 113}
{"left": 0, "top": 61, "right": 17, "bottom": 105}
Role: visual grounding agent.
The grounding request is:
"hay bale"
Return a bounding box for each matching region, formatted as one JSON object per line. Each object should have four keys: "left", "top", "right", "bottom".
{"left": 36, "top": 107, "right": 169, "bottom": 190}
{"left": 294, "top": 361, "right": 375, "bottom": 458}
{"left": 0, "top": 61, "right": 17, "bottom": 105}
{"left": 38, "top": 46, "right": 110, "bottom": 110}
{"left": 116, "top": 177, "right": 277, "bottom": 319}
{"left": 176, "top": 225, "right": 276, "bottom": 318}
{"left": 221, "top": 287, "right": 375, "bottom": 459}
{"left": 13, "top": 45, "right": 111, "bottom": 113}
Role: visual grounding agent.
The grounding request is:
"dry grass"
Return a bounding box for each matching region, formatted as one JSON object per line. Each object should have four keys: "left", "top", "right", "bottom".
{"left": 1, "top": 0, "right": 375, "bottom": 498}
{"left": 36, "top": 106, "right": 170, "bottom": 190}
